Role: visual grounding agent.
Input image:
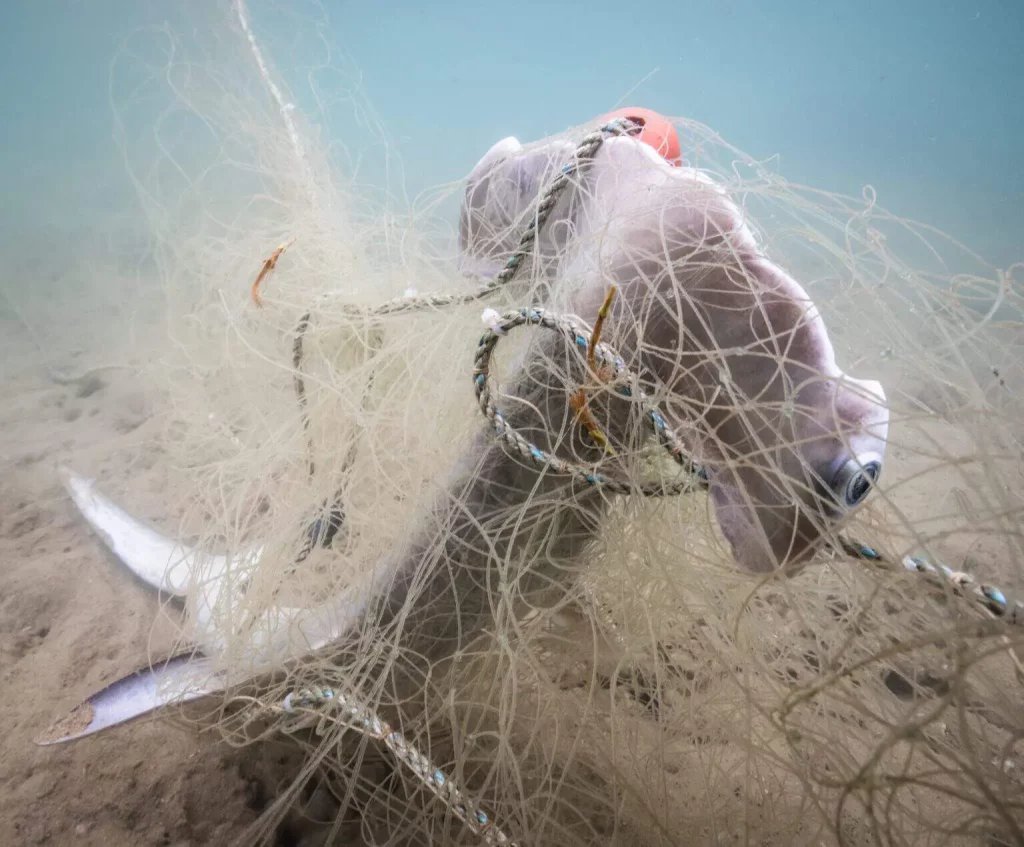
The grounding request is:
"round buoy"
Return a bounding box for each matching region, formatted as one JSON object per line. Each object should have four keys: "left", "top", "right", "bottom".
{"left": 600, "top": 106, "right": 681, "bottom": 166}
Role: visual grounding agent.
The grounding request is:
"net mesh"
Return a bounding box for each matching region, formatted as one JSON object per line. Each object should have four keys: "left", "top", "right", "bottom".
{"left": 90, "top": 3, "right": 1024, "bottom": 844}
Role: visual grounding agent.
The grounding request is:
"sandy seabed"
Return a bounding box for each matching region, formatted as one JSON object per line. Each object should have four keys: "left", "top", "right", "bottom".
{"left": 0, "top": 312, "right": 325, "bottom": 846}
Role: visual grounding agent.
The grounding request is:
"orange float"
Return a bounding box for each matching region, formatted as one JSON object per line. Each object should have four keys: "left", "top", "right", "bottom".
{"left": 599, "top": 106, "right": 681, "bottom": 166}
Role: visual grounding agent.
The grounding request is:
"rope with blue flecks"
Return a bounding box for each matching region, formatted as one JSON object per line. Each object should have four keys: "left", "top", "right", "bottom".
{"left": 291, "top": 117, "right": 639, "bottom": 474}
{"left": 839, "top": 538, "right": 1023, "bottom": 627}
{"left": 472, "top": 306, "right": 705, "bottom": 496}
{"left": 279, "top": 686, "right": 518, "bottom": 845}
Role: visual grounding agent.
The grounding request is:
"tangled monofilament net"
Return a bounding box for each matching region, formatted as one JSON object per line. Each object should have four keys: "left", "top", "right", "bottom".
{"left": 107, "top": 4, "right": 1023, "bottom": 845}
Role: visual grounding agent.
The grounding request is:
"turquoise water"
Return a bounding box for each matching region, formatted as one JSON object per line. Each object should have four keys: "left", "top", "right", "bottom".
{"left": 2, "top": 0, "right": 1021, "bottom": 268}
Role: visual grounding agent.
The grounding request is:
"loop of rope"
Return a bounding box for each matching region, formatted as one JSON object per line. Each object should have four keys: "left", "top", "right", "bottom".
{"left": 472, "top": 306, "right": 706, "bottom": 496}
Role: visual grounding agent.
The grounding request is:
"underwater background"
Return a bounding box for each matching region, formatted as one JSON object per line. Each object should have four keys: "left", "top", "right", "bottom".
{"left": 3, "top": 0, "right": 1022, "bottom": 275}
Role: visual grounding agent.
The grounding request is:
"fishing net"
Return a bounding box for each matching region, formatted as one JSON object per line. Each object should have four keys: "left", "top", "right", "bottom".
{"left": 95, "top": 3, "right": 1024, "bottom": 844}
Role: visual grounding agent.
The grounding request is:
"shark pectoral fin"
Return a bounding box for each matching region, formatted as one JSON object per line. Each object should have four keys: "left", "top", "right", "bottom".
{"left": 34, "top": 652, "right": 224, "bottom": 745}
{"left": 60, "top": 466, "right": 194, "bottom": 595}
{"left": 59, "top": 466, "right": 263, "bottom": 598}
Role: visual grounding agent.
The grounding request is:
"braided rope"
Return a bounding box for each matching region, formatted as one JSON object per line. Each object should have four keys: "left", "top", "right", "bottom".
{"left": 839, "top": 539, "right": 1024, "bottom": 627}
{"left": 279, "top": 687, "right": 518, "bottom": 845}
{"left": 340, "top": 119, "right": 637, "bottom": 319}
{"left": 293, "top": 310, "right": 314, "bottom": 477}
{"left": 472, "top": 306, "right": 706, "bottom": 495}
{"left": 290, "top": 117, "right": 637, "bottom": 429}
{"left": 290, "top": 118, "right": 637, "bottom": 482}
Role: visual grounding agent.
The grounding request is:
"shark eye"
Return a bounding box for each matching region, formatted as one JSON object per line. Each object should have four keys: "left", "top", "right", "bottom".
{"left": 832, "top": 455, "right": 882, "bottom": 508}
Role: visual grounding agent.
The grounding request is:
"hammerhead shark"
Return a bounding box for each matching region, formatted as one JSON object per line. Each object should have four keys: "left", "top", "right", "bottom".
{"left": 38, "top": 115, "right": 888, "bottom": 746}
